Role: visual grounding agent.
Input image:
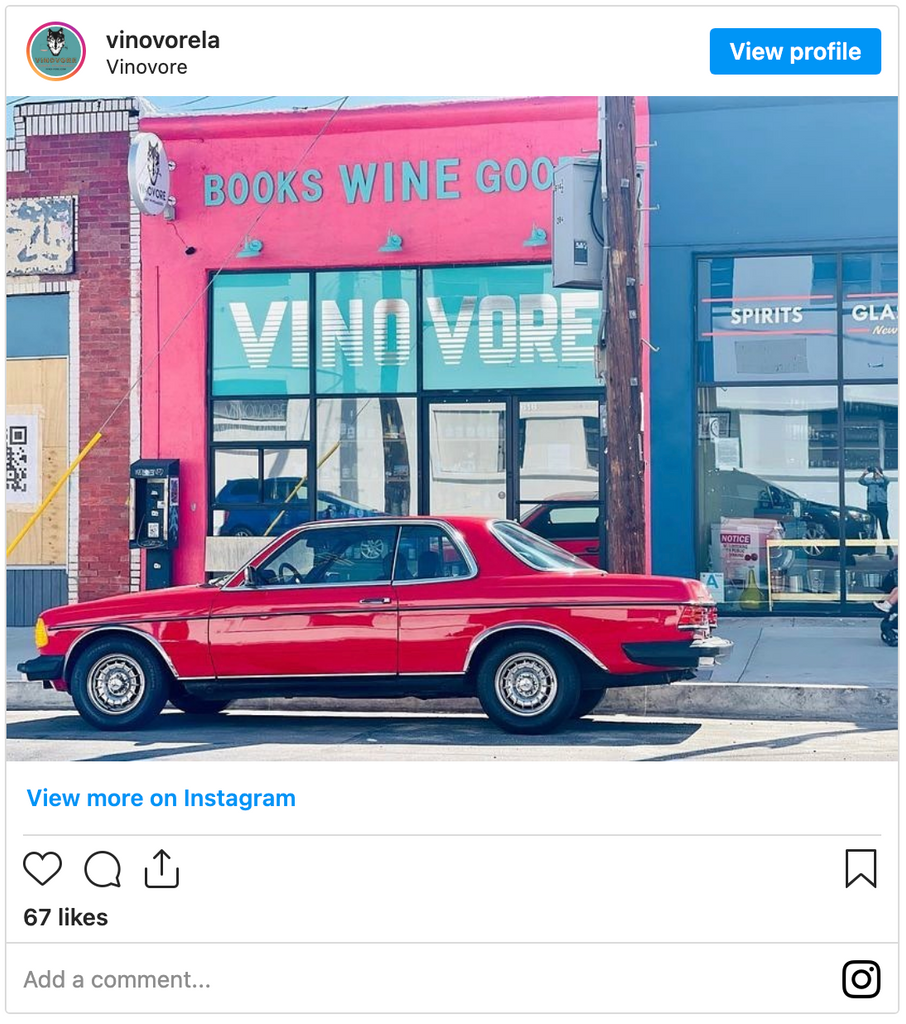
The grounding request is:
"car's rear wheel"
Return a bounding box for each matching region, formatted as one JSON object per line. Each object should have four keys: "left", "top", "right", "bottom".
{"left": 476, "top": 636, "right": 580, "bottom": 734}
{"left": 70, "top": 637, "right": 169, "bottom": 731}
{"left": 571, "top": 687, "right": 607, "bottom": 718}
{"left": 168, "top": 690, "right": 232, "bottom": 715}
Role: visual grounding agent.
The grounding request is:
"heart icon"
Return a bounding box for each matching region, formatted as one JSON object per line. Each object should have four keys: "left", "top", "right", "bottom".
{"left": 23, "top": 851, "right": 62, "bottom": 886}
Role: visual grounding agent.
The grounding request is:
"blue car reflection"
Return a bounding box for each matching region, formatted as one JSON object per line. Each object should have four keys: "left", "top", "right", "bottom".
{"left": 216, "top": 477, "right": 381, "bottom": 537}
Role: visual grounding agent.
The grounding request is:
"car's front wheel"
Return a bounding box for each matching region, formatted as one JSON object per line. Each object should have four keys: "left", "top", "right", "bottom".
{"left": 476, "top": 636, "right": 581, "bottom": 734}
{"left": 803, "top": 522, "right": 829, "bottom": 558}
{"left": 228, "top": 525, "right": 255, "bottom": 538}
{"left": 70, "top": 637, "right": 169, "bottom": 731}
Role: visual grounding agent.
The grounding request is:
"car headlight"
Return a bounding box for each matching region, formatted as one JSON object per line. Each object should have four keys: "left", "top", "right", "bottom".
{"left": 34, "top": 616, "right": 49, "bottom": 650}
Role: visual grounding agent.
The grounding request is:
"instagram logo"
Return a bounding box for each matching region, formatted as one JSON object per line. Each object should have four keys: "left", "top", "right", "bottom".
{"left": 842, "top": 960, "right": 881, "bottom": 999}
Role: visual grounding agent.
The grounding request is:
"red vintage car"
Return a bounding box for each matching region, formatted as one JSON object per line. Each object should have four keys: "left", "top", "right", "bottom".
{"left": 19, "top": 516, "right": 731, "bottom": 734}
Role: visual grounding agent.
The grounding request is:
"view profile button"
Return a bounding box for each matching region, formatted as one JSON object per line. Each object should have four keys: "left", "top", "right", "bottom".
{"left": 710, "top": 29, "right": 882, "bottom": 75}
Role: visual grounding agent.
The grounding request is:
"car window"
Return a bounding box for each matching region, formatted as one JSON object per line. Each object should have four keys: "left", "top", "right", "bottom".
{"left": 491, "top": 520, "right": 596, "bottom": 572}
{"left": 220, "top": 478, "right": 258, "bottom": 502}
{"left": 394, "top": 525, "right": 472, "bottom": 581}
{"left": 264, "top": 479, "right": 307, "bottom": 504}
{"left": 254, "top": 525, "right": 399, "bottom": 586}
{"left": 316, "top": 494, "right": 380, "bottom": 519}
{"left": 531, "top": 505, "right": 600, "bottom": 540}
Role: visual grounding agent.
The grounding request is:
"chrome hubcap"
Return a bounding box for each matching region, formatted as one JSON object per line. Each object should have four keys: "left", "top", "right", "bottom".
{"left": 804, "top": 526, "right": 826, "bottom": 557}
{"left": 87, "top": 655, "right": 145, "bottom": 715}
{"left": 494, "top": 653, "right": 558, "bottom": 717}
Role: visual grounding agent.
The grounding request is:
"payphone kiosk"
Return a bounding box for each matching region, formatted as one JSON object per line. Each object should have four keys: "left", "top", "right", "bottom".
{"left": 129, "top": 459, "right": 179, "bottom": 590}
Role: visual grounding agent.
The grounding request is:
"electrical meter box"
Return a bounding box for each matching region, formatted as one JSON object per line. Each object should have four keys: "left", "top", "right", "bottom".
{"left": 129, "top": 459, "right": 179, "bottom": 550}
{"left": 552, "top": 158, "right": 604, "bottom": 289}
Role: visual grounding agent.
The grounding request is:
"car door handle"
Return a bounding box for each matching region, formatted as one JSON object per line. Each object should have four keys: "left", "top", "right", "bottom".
{"left": 360, "top": 597, "right": 392, "bottom": 605}
{"left": 584, "top": 546, "right": 600, "bottom": 554}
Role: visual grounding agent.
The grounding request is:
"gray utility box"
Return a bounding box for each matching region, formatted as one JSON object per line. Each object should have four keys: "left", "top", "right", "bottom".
{"left": 552, "top": 158, "right": 604, "bottom": 289}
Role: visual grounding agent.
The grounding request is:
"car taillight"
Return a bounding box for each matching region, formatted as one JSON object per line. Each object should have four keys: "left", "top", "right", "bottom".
{"left": 678, "top": 604, "right": 715, "bottom": 632}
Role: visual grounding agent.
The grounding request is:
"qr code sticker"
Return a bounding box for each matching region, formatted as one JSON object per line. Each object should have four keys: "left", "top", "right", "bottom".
{"left": 7, "top": 425, "right": 29, "bottom": 493}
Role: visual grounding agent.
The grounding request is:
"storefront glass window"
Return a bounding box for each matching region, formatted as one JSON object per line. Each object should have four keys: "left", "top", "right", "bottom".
{"left": 842, "top": 251, "right": 898, "bottom": 380}
{"left": 262, "top": 449, "right": 308, "bottom": 503}
{"left": 697, "top": 250, "right": 898, "bottom": 612}
{"left": 316, "top": 397, "right": 417, "bottom": 516}
{"left": 214, "top": 449, "right": 261, "bottom": 504}
{"left": 697, "top": 255, "right": 838, "bottom": 383}
{"left": 315, "top": 270, "right": 417, "bottom": 394}
{"left": 517, "top": 399, "right": 600, "bottom": 504}
{"left": 697, "top": 386, "right": 843, "bottom": 611}
{"left": 428, "top": 401, "right": 507, "bottom": 516}
{"left": 212, "top": 446, "right": 310, "bottom": 537}
{"left": 211, "top": 272, "right": 310, "bottom": 396}
{"left": 422, "top": 265, "right": 601, "bottom": 389}
{"left": 212, "top": 398, "right": 311, "bottom": 442}
{"left": 843, "top": 384, "right": 898, "bottom": 603}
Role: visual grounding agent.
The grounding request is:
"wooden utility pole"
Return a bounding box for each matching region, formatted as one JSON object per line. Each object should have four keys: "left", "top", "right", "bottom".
{"left": 603, "top": 96, "right": 646, "bottom": 574}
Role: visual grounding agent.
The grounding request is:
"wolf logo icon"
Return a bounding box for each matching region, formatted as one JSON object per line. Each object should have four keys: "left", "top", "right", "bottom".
{"left": 147, "top": 142, "right": 161, "bottom": 186}
{"left": 28, "top": 21, "right": 86, "bottom": 80}
{"left": 46, "top": 27, "right": 65, "bottom": 55}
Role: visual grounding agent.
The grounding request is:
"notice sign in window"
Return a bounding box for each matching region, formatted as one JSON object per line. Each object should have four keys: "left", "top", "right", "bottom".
{"left": 710, "top": 28, "right": 882, "bottom": 74}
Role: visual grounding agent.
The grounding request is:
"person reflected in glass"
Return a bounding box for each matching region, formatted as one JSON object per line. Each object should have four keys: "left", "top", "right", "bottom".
{"left": 859, "top": 466, "right": 893, "bottom": 558}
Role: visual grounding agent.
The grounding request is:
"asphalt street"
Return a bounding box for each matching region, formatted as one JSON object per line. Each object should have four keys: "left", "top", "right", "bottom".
{"left": 5, "top": 708, "right": 897, "bottom": 762}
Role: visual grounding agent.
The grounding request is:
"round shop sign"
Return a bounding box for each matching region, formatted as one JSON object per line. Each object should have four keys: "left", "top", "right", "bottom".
{"left": 27, "top": 22, "right": 87, "bottom": 81}
{"left": 128, "top": 132, "right": 171, "bottom": 216}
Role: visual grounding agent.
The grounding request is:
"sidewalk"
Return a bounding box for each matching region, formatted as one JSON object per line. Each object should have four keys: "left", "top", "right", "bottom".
{"left": 701, "top": 617, "right": 897, "bottom": 689}
{"left": 5, "top": 618, "right": 898, "bottom": 723}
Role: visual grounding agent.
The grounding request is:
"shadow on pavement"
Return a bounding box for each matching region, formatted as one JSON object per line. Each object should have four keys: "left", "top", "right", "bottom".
{"left": 7, "top": 709, "right": 702, "bottom": 761}
{"left": 641, "top": 722, "right": 896, "bottom": 762}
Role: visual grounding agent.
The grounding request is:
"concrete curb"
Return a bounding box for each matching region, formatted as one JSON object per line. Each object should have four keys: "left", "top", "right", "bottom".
{"left": 6, "top": 679, "right": 897, "bottom": 724}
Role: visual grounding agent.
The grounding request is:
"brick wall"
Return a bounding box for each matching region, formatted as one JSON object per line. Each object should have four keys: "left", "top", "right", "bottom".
{"left": 7, "top": 99, "right": 140, "bottom": 604}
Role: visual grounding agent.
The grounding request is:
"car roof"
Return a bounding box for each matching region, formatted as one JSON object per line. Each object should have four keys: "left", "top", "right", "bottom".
{"left": 267, "top": 514, "right": 500, "bottom": 540}
{"left": 532, "top": 492, "right": 599, "bottom": 503}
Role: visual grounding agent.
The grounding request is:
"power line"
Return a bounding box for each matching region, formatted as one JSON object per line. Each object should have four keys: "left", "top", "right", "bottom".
{"left": 95, "top": 95, "right": 349, "bottom": 437}
{"left": 190, "top": 96, "right": 277, "bottom": 112}
{"left": 11, "top": 96, "right": 350, "bottom": 556}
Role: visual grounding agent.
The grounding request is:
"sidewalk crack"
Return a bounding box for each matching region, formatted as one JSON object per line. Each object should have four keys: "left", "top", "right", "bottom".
{"left": 737, "top": 628, "right": 762, "bottom": 682}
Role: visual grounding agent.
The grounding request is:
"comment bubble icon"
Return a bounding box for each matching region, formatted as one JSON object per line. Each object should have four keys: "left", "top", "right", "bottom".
{"left": 84, "top": 851, "right": 122, "bottom": 888}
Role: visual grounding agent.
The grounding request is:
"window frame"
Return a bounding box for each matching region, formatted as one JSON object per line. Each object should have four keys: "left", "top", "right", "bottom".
{"left": 391, "top": 522, "right": 479, "bottom": 586}
{"left": 245, "top": 522, "right": 402, "bottom": 590}
{"left": 693, "top": 247, "right": 898, "bottom": 613}
{"left": 207, "top": 262, "right": 607, "bottom": 538}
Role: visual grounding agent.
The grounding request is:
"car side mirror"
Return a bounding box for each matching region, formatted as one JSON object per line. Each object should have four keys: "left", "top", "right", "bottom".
{"left": 243, "top": 565, "right": 260, "bottom": 587}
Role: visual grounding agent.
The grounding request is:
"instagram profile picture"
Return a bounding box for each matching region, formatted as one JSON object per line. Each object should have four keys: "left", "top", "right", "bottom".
{"left": 27, "top": 22, "right": 86, "bottom": 81}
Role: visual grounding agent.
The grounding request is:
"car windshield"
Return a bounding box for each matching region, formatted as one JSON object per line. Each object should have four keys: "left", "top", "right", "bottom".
{"left": 491, "top": 520, "right": 599, "bottom": 572}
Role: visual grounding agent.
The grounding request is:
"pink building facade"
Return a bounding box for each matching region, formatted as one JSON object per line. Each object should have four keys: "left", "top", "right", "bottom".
{"left": 139, "top": 96, "right": 651, "bottom": 584}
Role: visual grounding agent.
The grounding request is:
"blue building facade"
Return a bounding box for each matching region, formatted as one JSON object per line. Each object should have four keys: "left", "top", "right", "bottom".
{"left": 648, "top": 96, "right": 897, "bottom": 613}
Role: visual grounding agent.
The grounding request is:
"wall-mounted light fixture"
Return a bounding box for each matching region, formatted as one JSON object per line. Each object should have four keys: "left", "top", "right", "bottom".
{"left": 379, "top": 231, "right": 403, "bottom": 253}
{"left": 237, "top": 237, "right": 264, "bottom": 258}
{"left": 523, "top": 224, "right": 548, "bottom": 247}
